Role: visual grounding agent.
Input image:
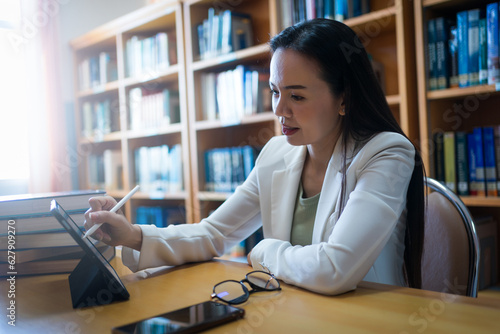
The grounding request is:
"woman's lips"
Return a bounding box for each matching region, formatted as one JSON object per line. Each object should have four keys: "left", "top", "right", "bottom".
{"left": 282, "top": 125, "right": 299, "bottom": 136}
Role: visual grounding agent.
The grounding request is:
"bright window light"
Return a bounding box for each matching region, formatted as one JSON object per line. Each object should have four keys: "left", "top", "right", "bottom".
{"left": 0, "top": 0, "right": 30, "bottom": 180}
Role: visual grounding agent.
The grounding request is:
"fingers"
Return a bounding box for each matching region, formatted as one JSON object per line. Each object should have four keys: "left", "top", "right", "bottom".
{"left": 84, "top": 196, "right": 117, "bottom": 229}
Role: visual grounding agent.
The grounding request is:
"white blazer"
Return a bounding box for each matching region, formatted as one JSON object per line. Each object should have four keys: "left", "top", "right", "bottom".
{"left": 123, "top": 132, "right": 415, "bottom": 295}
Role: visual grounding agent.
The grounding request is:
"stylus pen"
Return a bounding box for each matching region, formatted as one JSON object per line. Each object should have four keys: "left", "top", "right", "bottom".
{"left": 82, "top": 185, "right": 140, "bottom": 239}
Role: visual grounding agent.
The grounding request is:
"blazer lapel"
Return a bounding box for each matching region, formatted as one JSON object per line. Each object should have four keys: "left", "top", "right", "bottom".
{"left": 270, "top": 146, "right": 306, "bottom": 241}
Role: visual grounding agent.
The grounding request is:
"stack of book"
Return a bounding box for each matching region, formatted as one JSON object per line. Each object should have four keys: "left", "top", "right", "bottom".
{"left": 434, "top": 125, "right": 500, "bottom": 197}
{"left": 0, "top": 190, "right": 114, "bottom": 276}
{"left": 427, "top": 3, "right": 500, "bottom": 90}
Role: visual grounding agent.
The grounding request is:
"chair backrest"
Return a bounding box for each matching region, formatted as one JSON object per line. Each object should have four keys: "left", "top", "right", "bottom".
{"left": 421, "top": 177, "right": 480, "bottom": 297}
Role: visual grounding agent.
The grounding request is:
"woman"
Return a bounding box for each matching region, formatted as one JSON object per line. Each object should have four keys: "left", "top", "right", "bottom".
{"left": 85, "top": 19, "right": 425, "bottom": 295}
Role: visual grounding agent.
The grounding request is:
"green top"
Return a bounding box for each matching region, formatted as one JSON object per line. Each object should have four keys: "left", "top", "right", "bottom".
{"left": 290, "top": 182, "right": 320, "bottom": 246}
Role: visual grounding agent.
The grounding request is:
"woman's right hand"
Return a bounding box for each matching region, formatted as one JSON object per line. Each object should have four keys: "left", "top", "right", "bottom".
{"left": 83, "top": 196, "right": 143, "bottom": 251}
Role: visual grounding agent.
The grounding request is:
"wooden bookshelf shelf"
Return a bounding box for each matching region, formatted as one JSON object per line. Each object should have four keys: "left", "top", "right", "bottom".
{"left": 77, "top": 81, "right": 120, "bottom": 98}
{"left": 79, "top": 131, "right": 123, "bottom": 143}
{"left": 197, "top": 191, "right": 231, "bottom": 202}
{"left": 190, "top": 43, "right": 271, "bottom": 72}
{"left": 134, "top": 191, "right": 188, "bottom": 201}
{"left": 194, "top": 112, "right": 276, "bottom": 131}
{"left": 122, "top": 64, "right": 180, "bottom": 88}
{"left": 462, "top": 196, "right": 500, "bottom": 208}
{"left": 427, "top": 84, "right": 500, "bottom": 100}
{"left": 344, "top": 6, "right": 396, "bottom": 34}
{"left": 386, "top": 94, "right": 401, "bottom": 106}
{"left": 126, "top": 124, "right": 183, "bottom": 139}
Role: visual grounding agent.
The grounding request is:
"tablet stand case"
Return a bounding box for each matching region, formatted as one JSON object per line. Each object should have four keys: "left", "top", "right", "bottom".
{"left": 69, "top": 253, "right": 129, "bottom": 308}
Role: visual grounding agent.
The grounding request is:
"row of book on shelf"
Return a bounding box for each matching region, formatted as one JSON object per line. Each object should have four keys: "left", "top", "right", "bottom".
{"left": 128, "top": 87, "right": 180, "bottom": 131}
{"left": 135, "top": 206, "right": 186, "bottom": 228}
{"left": 204, "top": 145, "right": 260, "bottom": 193}
{"left": 81, "top": 98, "right": 120, "bottom": 139}
{"left": 88, "top": 150, "right": 124, "bottom": 191}
{"left": 201, "top": 65, "right": 271, "bottom": 125}
{"left": 135, "top": 144, "right": 183, "bottom": 195}
{"left": 434, "top": 125, "right": 500, "bottom": 197}
{"left": 125, "top": 31, "right": 177, "bottom": 78}
{"left": 279, "top": 0, "right": 370, "bottom": 29}
{"left": 427, "top": 2, "right": 500, "bottom": 91}
{"left": 77, "top": 51, "right": 118, "bottom": 91}
{"left": 0, "top": 190, "right": 114, "bottom": 276}
{"left": 195, "top": 8, "right": 253, "bottom": 60}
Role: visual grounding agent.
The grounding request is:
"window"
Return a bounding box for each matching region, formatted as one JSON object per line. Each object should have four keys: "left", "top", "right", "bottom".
{"left": 0, "top": 0, "right": 30, "bottom": 181}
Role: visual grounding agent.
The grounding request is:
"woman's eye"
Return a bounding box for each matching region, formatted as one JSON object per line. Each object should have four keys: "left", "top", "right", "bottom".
{"left": 270, "top": 89, "right": 279, "bottom": 96}
{"left": 291, "top": 94, "right": 304, "bottom": 101}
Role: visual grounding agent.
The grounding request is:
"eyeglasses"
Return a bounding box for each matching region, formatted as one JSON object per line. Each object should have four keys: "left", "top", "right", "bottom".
{"left": 211, "top": 271, "right": 281, "bottom": 305}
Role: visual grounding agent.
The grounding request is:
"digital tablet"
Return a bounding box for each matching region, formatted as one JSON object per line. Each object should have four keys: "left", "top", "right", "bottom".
{"left": 50, "top": 199, "right": 129, "bottom": 307}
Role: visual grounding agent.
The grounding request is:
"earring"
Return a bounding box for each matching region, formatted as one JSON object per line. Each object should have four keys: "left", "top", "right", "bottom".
{"left": 339, "top": 107, "right": 345, "bottom": 116}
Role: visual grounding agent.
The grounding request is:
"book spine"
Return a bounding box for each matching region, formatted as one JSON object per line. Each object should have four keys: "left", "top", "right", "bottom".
{"left": 468, "top": 9, "right": 480, "bottom": 86}
{"left": 483, "top": 126, "right": 498, "bottom": 196}
{"left": 427, "top": 19, "right": 438, "bottom": 90}
{"left": 455, "top": 131, "right": 469, "bottom": 196}
{"left": 449, "top": 24, "right": 459, "bottom": 88}
{"left": 457, "top": 11, "right": 469, "bottom": 87}
{"left": 493, "top": 125, "right": 500, "bottom": 195}
{"left": 444, "top": 131, "right": 457, "bottom": 192}
{"left": 468, "top": 133, "right": 478, "bottom": 196}
{"left": 479, "top": 18, "right": 488, "bottom": 85}
{"left": 487, "top": 2, "right": 500, "bottom": 85}
{"left": 474, "top": 127, "right": 487, "bottom": 196}
{"left": 433, "top": 132, "right": 445, "bottom": 184}
{"left": 435, "top": 17, "right": 450, "bottom": 89}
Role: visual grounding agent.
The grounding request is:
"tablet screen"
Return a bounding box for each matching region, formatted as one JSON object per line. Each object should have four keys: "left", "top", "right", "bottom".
{"left": 50, "top": 199, "right": 126, "bottom": 289}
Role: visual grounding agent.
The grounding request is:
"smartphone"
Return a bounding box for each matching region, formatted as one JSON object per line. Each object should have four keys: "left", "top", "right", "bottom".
{"left": 112, "top": 301, "right": 245, "bottom": 334}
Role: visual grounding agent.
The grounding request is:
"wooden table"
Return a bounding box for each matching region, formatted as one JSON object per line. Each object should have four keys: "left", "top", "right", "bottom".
{"left": 1, "top": 253, "right": 499, "bottom": 333}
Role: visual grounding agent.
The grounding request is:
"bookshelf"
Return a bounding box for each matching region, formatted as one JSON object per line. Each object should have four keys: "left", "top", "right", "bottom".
{"left": 414, "top": 0, "right": 500, "bottom": 287}
{"left": 70, "top": 1, "right": 420, "bottom": 229}
{"left": 70, "top": 1, "right": 192, "bottom": 222}
{"left": 182, "top": 0, "right": 419, "bottom": 222}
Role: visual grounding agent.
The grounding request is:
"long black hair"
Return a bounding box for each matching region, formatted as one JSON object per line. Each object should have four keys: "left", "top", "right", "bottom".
{"left": 270, "top": 18, "right": 425, "bottom": 289}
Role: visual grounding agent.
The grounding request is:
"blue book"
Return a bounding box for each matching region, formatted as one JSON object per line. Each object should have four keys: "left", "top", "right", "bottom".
{"left": 204, "top": 150, "right": 214, "bottom": 192}
{"left": 457, "top": 10, "right": 469, "bottom": 87}
{"left": 242, "top": 145, "right": 256, "bottom": 179}
{"left": 468, "top": 9, "right": 480, "bottom": 86}
{"left": 435, "top": 17, "right": 449, "bottom": 89}
{"left": 455, "top": 131, "right": 469, "bottom": 196}
{"left": 479, "top": 18, "right": 488, "bottom": 85}
{"left": 335, "top": 0, "right": 346, "bottom": 21}
{"left": 467, "top": 133, "right": 477, "bottom": 195}
{"left": 482, "top": 126, "right": 498, "bottom": 196}
{"left": 449, "top": 24, "right": 459, "bottom": 88}
{"left": 428, "top": 19, "right": 438, "bottom": 90}
{"left": 473, "top": 127, "right": 486, "bottom": 196}
{"left": 487, "top": 2, "right": 500, "bottom": 85}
